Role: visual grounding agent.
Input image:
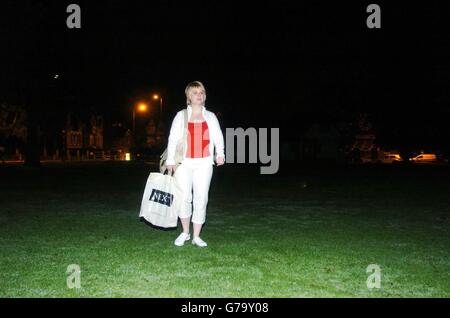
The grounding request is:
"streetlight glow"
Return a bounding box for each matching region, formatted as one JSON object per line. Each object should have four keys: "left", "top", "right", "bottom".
{"left": 132, "top": 102, "right": 149, "bottom": 148}
{"left": 151, "top": 93, "right": 163, "bottom": 130}
{"left": 137, "top": 103, "right": 148, "bottom": 112}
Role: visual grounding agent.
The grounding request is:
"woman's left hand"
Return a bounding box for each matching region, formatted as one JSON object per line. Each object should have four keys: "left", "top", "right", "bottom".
{"left": 216, "top": 156, "right": 225, "bottom": 166}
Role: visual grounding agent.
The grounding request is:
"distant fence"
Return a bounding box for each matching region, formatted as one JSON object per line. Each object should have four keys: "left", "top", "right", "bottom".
{"left": 1, "top": 148, "right": 130, "bottom": 162}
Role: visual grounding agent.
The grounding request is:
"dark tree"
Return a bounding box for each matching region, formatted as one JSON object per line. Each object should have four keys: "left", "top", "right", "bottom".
{"left": 2, "top": 1, "right": 65, "bottom": 167}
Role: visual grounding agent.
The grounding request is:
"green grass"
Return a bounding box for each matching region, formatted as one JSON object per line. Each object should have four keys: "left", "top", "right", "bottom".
{"left": 1, "top": 161, "right": 449, "bottom": 297}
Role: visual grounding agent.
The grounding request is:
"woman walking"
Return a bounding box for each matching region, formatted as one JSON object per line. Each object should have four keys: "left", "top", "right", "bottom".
{"left": 165, "top": 81, "right": 225, "bottom": 247}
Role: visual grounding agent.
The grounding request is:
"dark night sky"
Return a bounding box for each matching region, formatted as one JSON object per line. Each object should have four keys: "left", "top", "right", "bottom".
{"left": 1, "top": 1, "right": 450, "bottom": 149}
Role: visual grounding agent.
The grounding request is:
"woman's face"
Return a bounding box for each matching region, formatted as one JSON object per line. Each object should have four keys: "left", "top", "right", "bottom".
{"left": 189, "top": 87, "right": 206, "bottom": 106}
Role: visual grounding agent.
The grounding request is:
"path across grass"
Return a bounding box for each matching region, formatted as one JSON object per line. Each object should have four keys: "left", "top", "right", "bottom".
{"left": 1, "top": 161, "right": 449, "bottom": 297}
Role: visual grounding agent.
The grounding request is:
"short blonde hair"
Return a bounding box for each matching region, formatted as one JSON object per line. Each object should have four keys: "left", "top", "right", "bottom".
{"left": 185, "top": 81, "right": 206, "bottom": 105}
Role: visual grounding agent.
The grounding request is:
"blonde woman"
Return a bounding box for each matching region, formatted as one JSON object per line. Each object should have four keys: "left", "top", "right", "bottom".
{"left": 165, "top": 81, "right": 225, "bottom": 247}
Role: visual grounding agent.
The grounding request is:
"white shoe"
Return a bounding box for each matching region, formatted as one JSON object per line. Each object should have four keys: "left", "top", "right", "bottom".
{"left": 174, "top": 232, "right": 190, "bottom": 246}
{"left": 192, "top": 237, "right": 208, "bottom": 247}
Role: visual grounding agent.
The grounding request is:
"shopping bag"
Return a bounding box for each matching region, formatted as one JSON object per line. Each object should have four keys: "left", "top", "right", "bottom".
{"left": 139, "top": 172, "right": 182, "bottom": 228}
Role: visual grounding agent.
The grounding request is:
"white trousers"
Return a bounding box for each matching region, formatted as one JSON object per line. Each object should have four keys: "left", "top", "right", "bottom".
{"left": 174, "top": 156, "right": 213, "bottom": 225}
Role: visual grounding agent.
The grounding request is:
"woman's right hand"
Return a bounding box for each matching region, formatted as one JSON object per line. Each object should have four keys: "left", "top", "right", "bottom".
{"left": 166, "top": 165, "right": 177, "bottom": 175}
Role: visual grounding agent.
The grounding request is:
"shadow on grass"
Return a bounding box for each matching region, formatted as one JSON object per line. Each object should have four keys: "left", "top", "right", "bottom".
{"left": 139, "top": 217, "right": 178, "bottom": 232}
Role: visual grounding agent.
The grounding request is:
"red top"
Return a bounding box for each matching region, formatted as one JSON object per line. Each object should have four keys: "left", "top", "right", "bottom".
{"left": 186, "top": 121, "right": 210, "bottom": 158}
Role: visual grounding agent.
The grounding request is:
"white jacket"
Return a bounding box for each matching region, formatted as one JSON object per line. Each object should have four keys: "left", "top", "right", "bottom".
{"left": 166, "top": 105, "right": 225, "bottom": 166}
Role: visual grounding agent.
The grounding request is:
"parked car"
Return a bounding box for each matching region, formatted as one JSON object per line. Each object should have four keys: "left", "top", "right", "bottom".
{"left": 409, "top": 153, "right": 437, "bottom": 163}
{"left": 382, "top": 153, "right": 403, "bottom": 164}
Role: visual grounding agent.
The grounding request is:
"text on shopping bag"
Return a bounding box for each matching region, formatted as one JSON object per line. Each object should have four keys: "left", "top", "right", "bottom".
{"left": 149, "top": 189, "right": 174, "bottom": 207}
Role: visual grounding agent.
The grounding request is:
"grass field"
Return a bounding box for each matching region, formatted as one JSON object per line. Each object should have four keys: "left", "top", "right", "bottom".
{"left": 0, "top": 161, "right": 449, "bottom": 297}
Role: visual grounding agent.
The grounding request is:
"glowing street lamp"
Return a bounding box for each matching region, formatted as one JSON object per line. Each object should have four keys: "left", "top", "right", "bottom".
{"left": 132, "top": 102, "right": 148, "bottom": 147}
{"left": 152, "top": 94, "right": 163, "bottom": 128}
{"left": 137, "top": 103, "right": 147, "bottom": 112}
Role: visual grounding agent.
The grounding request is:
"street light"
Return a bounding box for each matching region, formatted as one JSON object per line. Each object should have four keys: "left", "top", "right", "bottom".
{"left": 132, "top": 102, "right": 148, "bottom": 147}
{"left": 152, "top": 94, "right": 163, "bottom": 129}
{"left": 137, "top": 103, "right": 147, "bottom": 112}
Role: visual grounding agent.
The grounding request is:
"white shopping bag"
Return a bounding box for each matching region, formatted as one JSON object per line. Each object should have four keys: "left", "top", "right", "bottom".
{"left": 139, "top": 172, "right": 182, "bottom": 228}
